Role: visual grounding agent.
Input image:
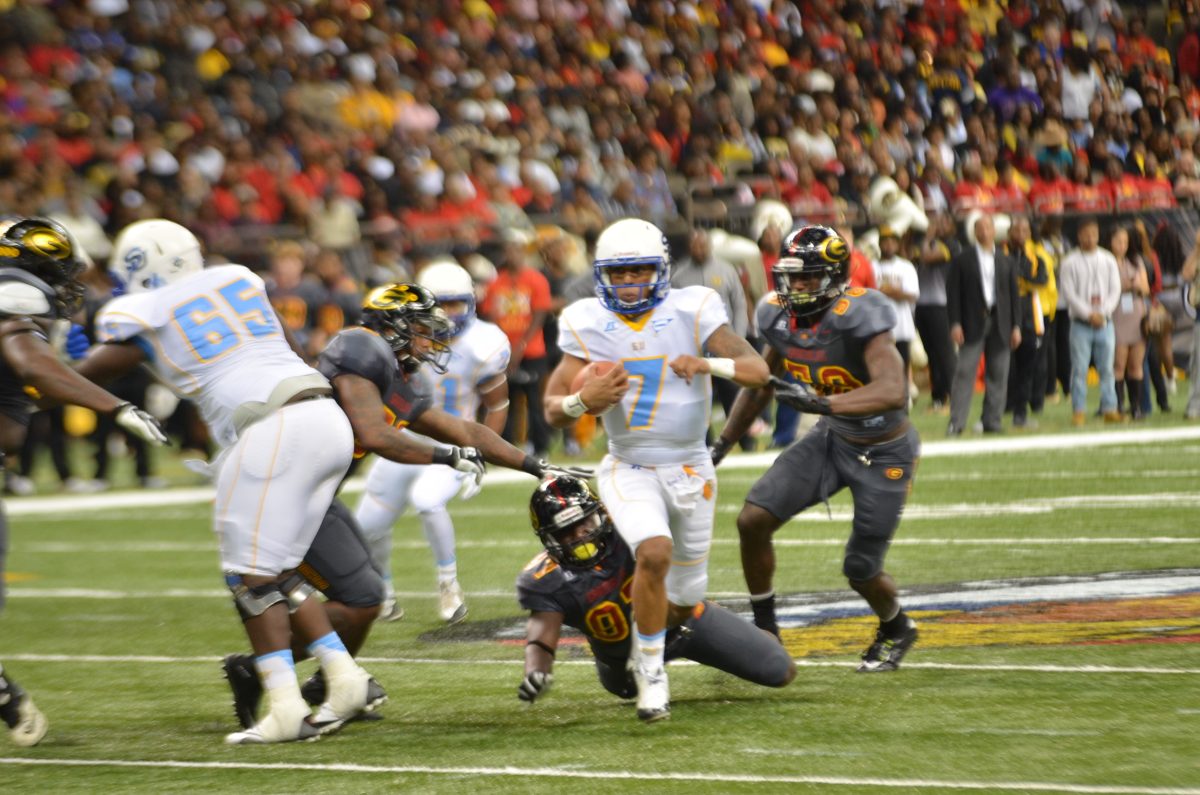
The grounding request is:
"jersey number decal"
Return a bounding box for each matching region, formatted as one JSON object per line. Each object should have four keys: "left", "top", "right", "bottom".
{"left": 782, "top": 359, "right": 864, "bottom": 395}
{"left": 620, "top": 356, "right": 667, "bottom": 430}
{"left": 440, "top": 376, "right": 459, "bottom": 416}
{"left": 173, "top": 278, "right": 278, "bottom": 362}
{"left": 583, "top": 575, "right": 635, "bottom": 641}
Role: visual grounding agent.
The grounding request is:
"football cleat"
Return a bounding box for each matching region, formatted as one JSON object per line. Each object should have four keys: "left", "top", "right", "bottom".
{"left": 633, "top": 663, "right": 670, "bottom": 723}
{"left": 438, "top": 580, "right": 468, "bottom": 625}
{"left": 378, "top": 597, "right": 406, "bottom": 623}
{"left": 857, "top": 618, "right": 919, "bottom": 673}
{"left": 0, "top": 684, "right": 48, "bottom": 747}
{"left": 224, "top": 703, "right": 319, "bottom": 745}
{"left": 222, "top": 653, "right": 262, "bottom": 729}
{"left": 310, "top": 670, "right": 387, "bottom": 735}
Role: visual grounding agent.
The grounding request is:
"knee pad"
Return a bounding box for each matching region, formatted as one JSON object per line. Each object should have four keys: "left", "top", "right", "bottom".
{"left": 279, "top": 571, "right": 317, "bottom": 613}
{"left": 843, "top": 552, "right": 881, "bottom": 582}
{"left": 226, "top": 573, "right": 287, "bottom": 621}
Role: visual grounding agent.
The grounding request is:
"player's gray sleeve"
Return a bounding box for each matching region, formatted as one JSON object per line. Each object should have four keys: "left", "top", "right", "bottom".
{"left": 666, "top": 601, "right": 794, "bottom": 687}
{"left": 300, "top": 499, "right": 384, "bottom": 608}
{"left": 840, "top": 290, "right": 898, "bottom": 341}
{"left": 317, "top": 330, "right": 393, "bottom": 392}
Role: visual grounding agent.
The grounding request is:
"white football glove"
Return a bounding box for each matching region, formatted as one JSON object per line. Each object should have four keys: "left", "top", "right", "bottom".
{"left": 114, "top": 402, "right": 168, "bottom": 446}
{"left": 445, "top": 445, "right": 485, "bottom": 496}
{"left": 517, "top": 670, "right": 553, "bottom": 703}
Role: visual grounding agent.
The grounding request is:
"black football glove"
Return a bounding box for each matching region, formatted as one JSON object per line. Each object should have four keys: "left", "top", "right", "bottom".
{"left": 517, "top": 671, "right": 553, "bottom": 703}
{"left": 770, "top": 376, "right": 832, "bottom": 415}
{"left": 709, "top": 436, "right": 733, "bottom": 466}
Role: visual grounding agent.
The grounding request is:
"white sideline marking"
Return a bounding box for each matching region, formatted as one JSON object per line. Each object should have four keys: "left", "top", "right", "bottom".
{"left": 0, "top": 757, "right": 1195, "bottom": 794}
{"left": 3, "top": 653, "right": 1198, "bottom": 676}
{"left": 7, "top": 426, "right": 1200, "bottom": 517}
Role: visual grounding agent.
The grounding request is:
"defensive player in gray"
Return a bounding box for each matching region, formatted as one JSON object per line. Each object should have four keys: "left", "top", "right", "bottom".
{"left": 713, "top": 225, "right": 920, "bottom": 672}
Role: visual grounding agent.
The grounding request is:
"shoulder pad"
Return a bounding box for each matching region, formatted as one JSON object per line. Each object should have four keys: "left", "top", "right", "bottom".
{"left": 0, "top": 268, "right": 55, "bottom": 317}
{"left": 826, "top": 288, "right": 896, "bottom": 340}
{"left": 756, "top": 292, "right": 789, "bottom": 330}
{"left": 515, "top": 552, "right": 568, "bottom": 598}
{"left": 317, "top": 327, "right": 395, "bottom": 384}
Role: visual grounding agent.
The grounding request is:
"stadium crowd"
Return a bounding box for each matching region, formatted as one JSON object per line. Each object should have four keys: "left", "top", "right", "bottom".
{"left": 3, "top": 0, "right": 1200, "bottom": 488}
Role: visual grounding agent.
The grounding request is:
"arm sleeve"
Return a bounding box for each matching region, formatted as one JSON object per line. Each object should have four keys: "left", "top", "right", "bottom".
{"left": 840, "top": 289, "right": 897, "bottom": 340}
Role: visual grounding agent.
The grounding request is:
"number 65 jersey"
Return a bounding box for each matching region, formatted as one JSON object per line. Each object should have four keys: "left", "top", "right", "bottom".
{"left": 557, "top": 286, "right": 728, "bottom": 466}
{"left": 96, "top": 264, "right": 326, "bottom": 448}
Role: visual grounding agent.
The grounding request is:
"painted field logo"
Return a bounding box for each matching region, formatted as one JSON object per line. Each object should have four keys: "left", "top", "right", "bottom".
{"left": 884, "top": 467, "right": 904, "bottom": 480}
{"left": 775, "top": 570, "right": 1200, "bottom": 659}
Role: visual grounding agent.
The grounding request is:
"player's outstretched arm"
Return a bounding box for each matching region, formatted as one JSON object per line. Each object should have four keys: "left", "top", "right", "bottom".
{"left": 711, "top": 346, "right": 782, "bottom": 464}
{"left": 544, "top": 353, "right": 628, "bottom": 428}
{"left": 825, "top": 332, "right": 907, "bottom": 416}
{"left": 410, "top": 403, "right": 540, "bottom": 474}
{"left": 73, "top": 340, "right": 147, "bottom": 385}
{"left": 331, "top": 372, "right": 439, "bottom": 464}
{"left": 671, "top": 324, "right": 770, "bottom": 388}
{"left": 518, "top": 611, "right": 563, "bottom": 703}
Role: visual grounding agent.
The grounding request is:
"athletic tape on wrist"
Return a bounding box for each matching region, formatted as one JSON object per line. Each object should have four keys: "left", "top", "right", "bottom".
{"left": 562, "top": 392, "right": 589, "bottom": 418}
{"left": 707, "top": 358, "right": 736, "bottom": 380}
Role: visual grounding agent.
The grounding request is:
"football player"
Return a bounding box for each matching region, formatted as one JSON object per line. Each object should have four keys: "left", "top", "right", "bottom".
{"left": 712, "top": 225, "right": 921, "bottom": 672}
{"left": 516, "top": 475, "right": 795, "bottom": 705}
{"left": 75, "top": 219, "right": 388, "bottom": 744}
{"left": 544, "top": 218, "right": 770, "bottom": 721}
{"left": 0, "top": 218, "right": 167, "bottom": 747}
{"left": 354, "top": 261, "right": 511, "bottom": 625}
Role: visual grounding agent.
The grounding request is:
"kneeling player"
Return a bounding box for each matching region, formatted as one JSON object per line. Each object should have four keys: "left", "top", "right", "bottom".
{"left": 515, "top": 475, "right": 795, "bottom": 705}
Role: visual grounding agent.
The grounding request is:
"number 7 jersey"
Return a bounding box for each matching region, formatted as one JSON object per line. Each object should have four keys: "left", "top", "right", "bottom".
{"left": 95, "top": 264, "right": 327, "bottom": 448}
{"left": 557, "top": 286, "right": 728, "bottom": 466}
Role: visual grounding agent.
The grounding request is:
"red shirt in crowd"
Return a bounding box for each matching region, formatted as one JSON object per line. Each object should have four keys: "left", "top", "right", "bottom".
{"left": 482, "top": 266, "right": 552, "bottom": 361}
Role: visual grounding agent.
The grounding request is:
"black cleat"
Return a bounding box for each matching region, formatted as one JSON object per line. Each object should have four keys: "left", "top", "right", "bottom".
{"left": 222, "top": 654, "right": 262, "bottom": 729}
{"left": 302, "top": 670, "right": 383, "bottom": 723}
{"left": 856, "top": 618, "right": 919, "bottom": 673}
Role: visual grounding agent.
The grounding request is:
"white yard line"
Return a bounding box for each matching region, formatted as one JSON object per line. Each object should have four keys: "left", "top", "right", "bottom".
{"left": 8, "top": 426, "right": 1200, "bottom": 517}
{"left": 0, "top": 757, "right": 1195, "bottom": 794}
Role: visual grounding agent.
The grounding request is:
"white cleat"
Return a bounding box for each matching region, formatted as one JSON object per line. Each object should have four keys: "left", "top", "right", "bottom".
{"left": 378, "top": 598, "right": 405, "bottom": 623}
{"left": 310, "top": 668, "right": 385, "bottom": 735}
{"left": 6, "top": 693, "right": 48, "bottom": 747}
{"left": 438, "top": 580, "right": 468, "bottom": 625}
{"left": 633, "top": 663, "right": 670, "bottom": 723}
{"left": 224, "top": 702, "right": 318, "bottom": 745}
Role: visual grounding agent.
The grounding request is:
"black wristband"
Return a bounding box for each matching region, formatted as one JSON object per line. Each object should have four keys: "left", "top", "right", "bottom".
{"left": 432, "top": 447, "right": 456, "bottom": 466}
{"left": 526, "top": 639, "right": 556, "bottom": 657}
{"left": 520, "top": 454, "right": 544, "bottom": 477}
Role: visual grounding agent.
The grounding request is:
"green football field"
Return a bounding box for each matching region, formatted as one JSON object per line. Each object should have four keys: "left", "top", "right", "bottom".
{"left": 2, "top": 422, "right": 1199, "bottom": 794}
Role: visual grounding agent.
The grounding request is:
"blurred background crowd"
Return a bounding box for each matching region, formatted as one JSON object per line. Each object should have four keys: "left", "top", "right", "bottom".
{"left": 4, "top": 0, "right": 1200, "bottom": 493}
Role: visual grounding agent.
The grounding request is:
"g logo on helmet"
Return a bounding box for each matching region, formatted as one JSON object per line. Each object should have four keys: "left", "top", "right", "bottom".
{"left": 820, "top": 236, "right": 849, "bottom": 263}
{"left": 25, "top": 228, "right": 71, "bottom": 260}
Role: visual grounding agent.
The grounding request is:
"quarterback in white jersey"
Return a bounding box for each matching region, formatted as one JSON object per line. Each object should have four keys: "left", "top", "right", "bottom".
{"left": 77, "top": 219, "right": 380, "bottom": 745}
{"left": 544, "top": 218, "right": 769, "bottom": 723}
{"left": 355, "top": 261, "right": 511, "bottom": 625}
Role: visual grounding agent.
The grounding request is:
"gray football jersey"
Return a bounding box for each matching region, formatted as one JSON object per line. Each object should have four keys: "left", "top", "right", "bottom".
{"left": 757, "top": 288, "right": 906, "bottom": 439}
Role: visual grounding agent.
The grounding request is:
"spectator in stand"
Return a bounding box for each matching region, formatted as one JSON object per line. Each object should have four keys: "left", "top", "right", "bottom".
{"left": 264, "top": 240, "right": 327, "bottom": 360}
{"left": 872, "top": 227, "right": 920, "bottom": 399}
{"left": 1059, "top": 218, "right": 1123, "bottom": 426}
{"left": 481, "top": 229, "right": 552, "bottom": 459}
{"left": 916, "top": 212, "right": 962, "bottom": 414}
{"left": 1107, "top": 225, "right": 1150, "bottom": 420}
{"left": 630, "top": 147, "right": 676, "bottom": 222}
{"left": 947, "top": 213, "right": 1021, "bottom": 436}
{"left": 837, "top": 225, "right": 878, "bottom": 291}
{"left": 1040, "top": 217, "right": 1073, "bottom": 405}
{"left": 1005, "top": 215, "right": 1053, "bottom": 429}
{"left": 1182, "top": 229, "right": 1200, "bottom": 420}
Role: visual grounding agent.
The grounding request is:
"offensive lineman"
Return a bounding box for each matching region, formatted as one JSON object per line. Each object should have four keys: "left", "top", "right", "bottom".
{"left": 516, "top": 475, "right": 795, "bottom": 705}
{"left": 712, "top": 225, "right": 920, "bottom": 672}
{"left": 544, "top": 218, "right": 770, "bottom": 721}
{"left": 0, "top": 218, "right": 167, "bottom": 747}
{"left": 75, "top": 219, "right": 388, "bottom": 744}
{"left": 355, "top": 261, "right": 510, "bottom": 624}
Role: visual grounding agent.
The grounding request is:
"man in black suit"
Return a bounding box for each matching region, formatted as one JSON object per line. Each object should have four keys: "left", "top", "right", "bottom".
{"left": 946, "top": 214, "right": 1022, "bottom": 435}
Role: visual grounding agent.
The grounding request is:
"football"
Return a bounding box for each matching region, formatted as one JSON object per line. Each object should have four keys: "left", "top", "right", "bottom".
{"left": 569, "top": 361, "right": 621, "bottom": 415}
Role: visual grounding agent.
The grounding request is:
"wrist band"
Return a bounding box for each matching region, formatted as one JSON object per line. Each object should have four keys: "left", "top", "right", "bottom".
{"left": 432, "top": 447, "right": 455, "bottom": 466}
{"left": 562, "top": 392, "right": 589, "bottom": 418}
{"left": 520, "top": 454, "right": 545, "bottom": 476}
{"left": 707, "top": 358, "right": 736, "bottom": 380}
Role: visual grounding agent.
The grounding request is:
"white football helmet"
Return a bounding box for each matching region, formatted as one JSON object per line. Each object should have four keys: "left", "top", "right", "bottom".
{"left": 109, "top": 219, "right": 204, "bottom": 295}
{"left": 593, "top": 218, "right": 671, "bottom": 315}
{"left": 418, "top": 259, "right": 476, "bottom": 337}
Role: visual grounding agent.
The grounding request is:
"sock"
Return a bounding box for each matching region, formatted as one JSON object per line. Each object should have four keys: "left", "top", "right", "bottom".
{"left": 420, "top": 508, "right": 457, "bottom": 579}
{"left": 436, "top": 562, "right": 457, "bottom": 586}
{"left": 255, "top": 650, "right": 304, "bottom": 714}
{"left": 307, "top": 632, "right": 357, "bottom": 679}
{"left": 881, "top": 610, "right": 911, "bottom": 637}
{"left": 750, "top": 591, "right": 779, "bottom": 635}
{"left": 636, "top": 629, "right": 666, "bottom": 673}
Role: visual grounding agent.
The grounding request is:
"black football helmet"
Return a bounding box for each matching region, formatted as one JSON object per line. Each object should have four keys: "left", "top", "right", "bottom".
{"left": 361, "top": 282, "right": 452, "bottom": 373}
{"left": 529, "top": 475, "right": 614, "bottom": 569}
{"left": 0, "top": 217, "right": 86, "bottom": 317}
{"left": 773, "top": 225, "right": 851, "bottom": 320}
